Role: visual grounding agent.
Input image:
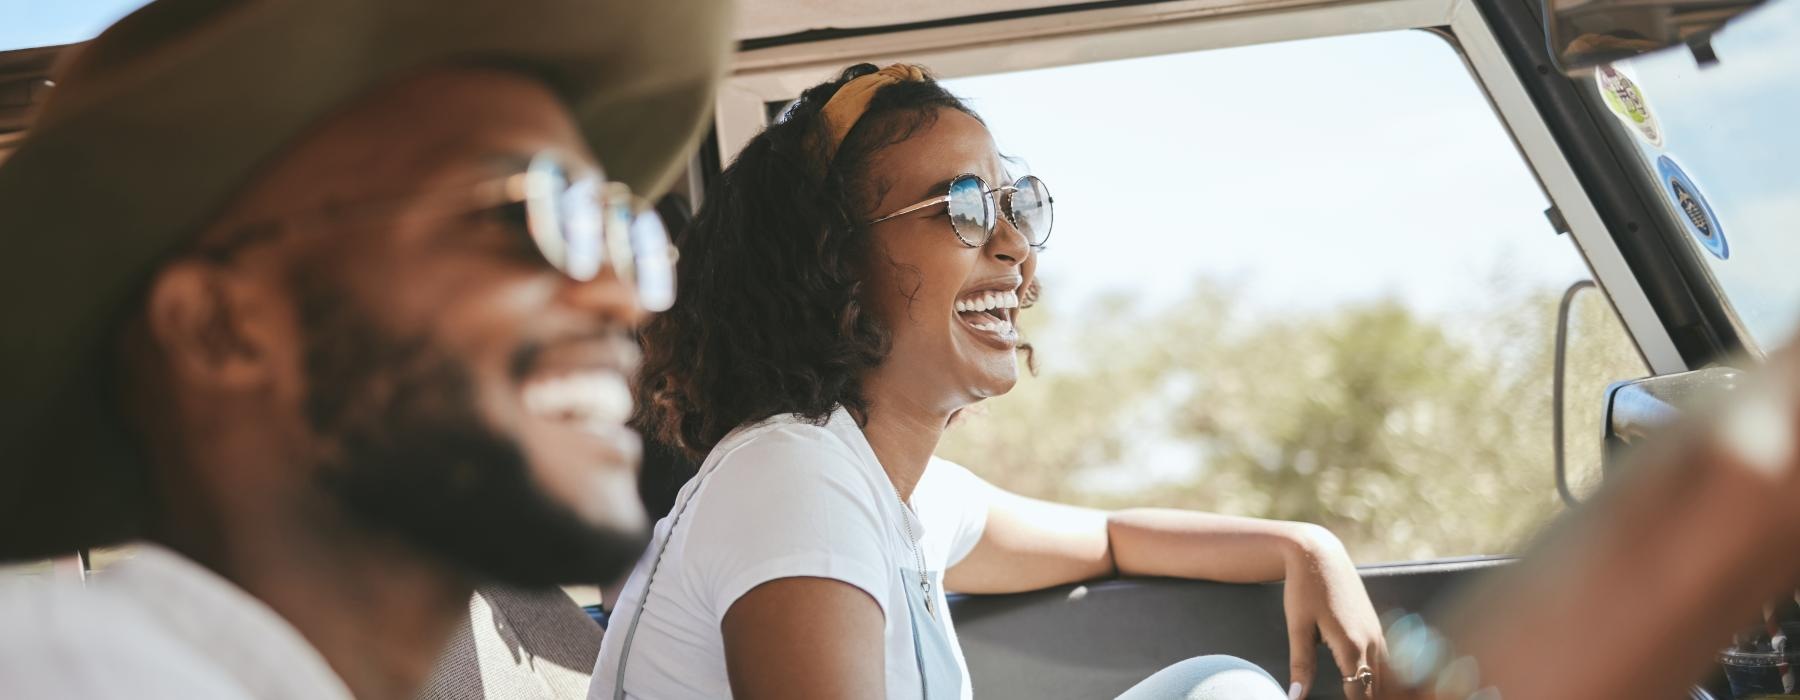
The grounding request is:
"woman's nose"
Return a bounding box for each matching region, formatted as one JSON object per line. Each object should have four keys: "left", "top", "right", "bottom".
{"left": 986, "top": 212, "right": 1030, "bottom": 265}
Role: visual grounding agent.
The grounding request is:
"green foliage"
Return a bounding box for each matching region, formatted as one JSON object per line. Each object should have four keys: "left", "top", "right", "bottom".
{"left": 938, "top": 279, "right": 1645, "bottom": 563}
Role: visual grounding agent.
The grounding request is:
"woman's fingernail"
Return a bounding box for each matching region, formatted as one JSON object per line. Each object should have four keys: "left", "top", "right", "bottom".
{"left": 1289, "top": 682, "right": 1304, "bottom": 700}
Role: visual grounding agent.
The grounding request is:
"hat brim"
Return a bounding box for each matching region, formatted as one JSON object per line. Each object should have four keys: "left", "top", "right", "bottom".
{"left": 0, "top": 0, "right": 732, "bottom": 560}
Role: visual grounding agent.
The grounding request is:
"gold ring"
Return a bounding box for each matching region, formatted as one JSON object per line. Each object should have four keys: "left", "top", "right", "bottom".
{"left": 1343, "top": 666, "right": 1374, "bottom": 689}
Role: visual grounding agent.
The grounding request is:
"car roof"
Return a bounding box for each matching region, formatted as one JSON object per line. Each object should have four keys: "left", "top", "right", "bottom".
{"left": 734, "top": 0, "right": 1334, "bottom": 40}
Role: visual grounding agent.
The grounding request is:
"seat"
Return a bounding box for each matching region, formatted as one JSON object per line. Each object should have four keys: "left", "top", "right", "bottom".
{"left": 417, "top": 585, "right": 602, "bottom": 700}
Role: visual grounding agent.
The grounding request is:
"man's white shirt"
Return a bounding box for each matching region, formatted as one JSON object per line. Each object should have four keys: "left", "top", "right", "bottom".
{"left": 0, "top": 543, "right": 353, "bottom": 700}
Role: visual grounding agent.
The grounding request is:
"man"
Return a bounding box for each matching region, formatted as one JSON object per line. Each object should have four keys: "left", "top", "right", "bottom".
{"left": 0, "top": 0, "right": 729, "bottom": 698}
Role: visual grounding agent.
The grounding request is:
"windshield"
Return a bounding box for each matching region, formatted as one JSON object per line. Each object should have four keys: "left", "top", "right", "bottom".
{"left": 1591, "top": 0, "right": 1800, "bottom": 349}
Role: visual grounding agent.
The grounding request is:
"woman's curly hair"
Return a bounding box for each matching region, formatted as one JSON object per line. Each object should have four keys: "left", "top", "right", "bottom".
{"left": 634, "top": 64, "right": 985, "bottom": 458}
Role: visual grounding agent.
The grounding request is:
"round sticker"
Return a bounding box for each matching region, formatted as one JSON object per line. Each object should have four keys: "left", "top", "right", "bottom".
{"left": 1596, "top": 65, "right": 1663, "bottom": 147}
{"left": 1656, "top": 156, "right": 1727, "bottom": 260}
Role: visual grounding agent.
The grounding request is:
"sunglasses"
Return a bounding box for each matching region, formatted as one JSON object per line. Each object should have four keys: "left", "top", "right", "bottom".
{"left": 866, "top": 173, "right": 1054, "bottom": 248}
{"left": 201, "top": 150, "right": 677, "bottom": 312}
{"left": 513, "top": 151, "right": 677, "bottom": 311}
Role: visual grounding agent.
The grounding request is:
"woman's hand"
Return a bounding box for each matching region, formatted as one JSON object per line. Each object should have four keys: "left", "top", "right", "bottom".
{"left": 1281, "top": 526, "right": 1385, "bottom": 699}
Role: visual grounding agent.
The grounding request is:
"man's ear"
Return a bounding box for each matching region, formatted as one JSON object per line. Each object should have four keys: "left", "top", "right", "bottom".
{"left": 142, "top": 260, "right": 284, "bottom": 389}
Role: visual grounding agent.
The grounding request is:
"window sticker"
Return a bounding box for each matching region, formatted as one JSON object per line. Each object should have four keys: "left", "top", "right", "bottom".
{"left": 1656, "top": 155, "right": 1728, "bottom": 260}
{"left": 1597, "top": 65, "right": 1664, "bottom": 147}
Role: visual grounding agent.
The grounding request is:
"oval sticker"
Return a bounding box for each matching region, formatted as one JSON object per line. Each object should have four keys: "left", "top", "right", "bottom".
{"left": 1656, "top": 156, "right": 1728, "bottom": 260}
{"left": 1597, "top": 65, "right": 1664, "bottom": 147}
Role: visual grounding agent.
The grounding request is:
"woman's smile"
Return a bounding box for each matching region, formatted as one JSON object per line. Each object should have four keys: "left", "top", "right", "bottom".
{"left": 951, "top": 276, "right": 1022, "bottom": 349}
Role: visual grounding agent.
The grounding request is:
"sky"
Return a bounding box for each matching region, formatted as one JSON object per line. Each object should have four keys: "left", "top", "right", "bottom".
{"left": 942, "top": 29, "right": 1592, "bottom": 323}
{"left": 0, "top": 0, "right": 146, "bottom": 51}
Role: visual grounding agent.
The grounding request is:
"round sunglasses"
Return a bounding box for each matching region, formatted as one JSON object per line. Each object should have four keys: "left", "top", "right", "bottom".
{"left": 516, "top": 152, "right": 677, "bottom": 311}
{"left": 198, "top": 149, "right": 677, "bottom": 312}
{"left": 866, "top": 173, "right": 1054, "bottom": 248}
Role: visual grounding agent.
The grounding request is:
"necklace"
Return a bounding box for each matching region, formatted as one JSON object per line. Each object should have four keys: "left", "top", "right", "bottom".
{"left": 893, "top": 483, "right": 934, "bottom": 618}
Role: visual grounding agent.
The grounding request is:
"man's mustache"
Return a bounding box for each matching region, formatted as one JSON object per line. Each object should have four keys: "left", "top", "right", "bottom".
{"left": 507, "top": 327, "right": 641, "bottom": 383}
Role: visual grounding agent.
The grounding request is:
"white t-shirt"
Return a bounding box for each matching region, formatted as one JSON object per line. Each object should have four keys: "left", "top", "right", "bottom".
{"left": 590, "top": 408, "right": 994, "bottom": 700}
{"left": 0, "top": 543, "right": 353, "bottom": 700}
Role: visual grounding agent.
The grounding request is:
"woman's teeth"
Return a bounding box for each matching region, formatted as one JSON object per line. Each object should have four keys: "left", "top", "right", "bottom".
{"left": 965, "top": 315, "right": 1015, "bottom": 334}
{"left": 954, "top": 290, "right": 1020, "bottom": 314}
{"left": 954, "top": 289, "right": 1019, "bottom": 337}
{"left": 521, "top": 370, "right": 633, "bottom": 431}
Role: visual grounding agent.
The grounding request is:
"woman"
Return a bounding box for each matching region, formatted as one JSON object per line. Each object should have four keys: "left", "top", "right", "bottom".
{"left": 591, "top": 64, "right": 1383, "bottom": 700}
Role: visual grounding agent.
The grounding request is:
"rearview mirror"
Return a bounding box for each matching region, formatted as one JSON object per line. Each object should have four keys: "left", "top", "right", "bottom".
{"left": 1547, "top": 0, "right": 1770, "bottom": 73}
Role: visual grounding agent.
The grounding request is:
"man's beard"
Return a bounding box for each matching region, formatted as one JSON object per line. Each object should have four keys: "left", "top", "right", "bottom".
{"left": 297, "top": 287, "right": 648, "bottom": 588}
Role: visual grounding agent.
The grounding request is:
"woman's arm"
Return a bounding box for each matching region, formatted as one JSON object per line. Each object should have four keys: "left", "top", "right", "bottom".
{"left": 1110, "top": 509, "right": 1330, "bottom": 583}
{"left": 940, "top": 489, "right": 1111, "bottom": 593}
{"left": 943, "top": 489, "right": 1324, "bottom": 592}
{"left": 722, "top": 577, "right": 887, "bottom": 699}
{"left": 946, "top": 488, "right": 1385, "bottom": 698}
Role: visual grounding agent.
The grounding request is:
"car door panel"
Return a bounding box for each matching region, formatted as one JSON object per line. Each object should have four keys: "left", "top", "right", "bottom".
{"left": 951, "top": 558, "right": 1509, "bottom": 699}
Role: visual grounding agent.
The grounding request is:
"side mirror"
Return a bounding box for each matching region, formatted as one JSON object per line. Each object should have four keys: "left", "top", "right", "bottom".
{"left": 1602, "top": 366, "right": 1746, "bottom": 463}
{"left": 1552, "top": 365, "right": 1739, "bottom": 506}
{"left": 1547, "top": 0, "right": 1770, "bottom": 73}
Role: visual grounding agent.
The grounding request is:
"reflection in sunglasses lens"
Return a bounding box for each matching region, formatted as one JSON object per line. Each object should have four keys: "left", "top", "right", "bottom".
{"left": 1012, "top": 176, "right": 1053, "bottom": 247}
{"left": 520, "top": 151, "right": 676, "bottom": 305}
{"left": 524, "top": 156, "right": 572, "bottom": 277}
{"left": 560, "top": 178, "right": 605, "bottom": 281}
{"left": 631, "top": 210, "right": 676, "bottom": 312}
{"left": 947, "top": 174, "right": 994, "bottom": 246}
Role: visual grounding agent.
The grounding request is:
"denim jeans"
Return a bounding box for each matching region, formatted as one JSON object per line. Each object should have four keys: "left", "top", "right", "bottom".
{"left": 1116, "top": 655, "right": 1288, "bottom": 700}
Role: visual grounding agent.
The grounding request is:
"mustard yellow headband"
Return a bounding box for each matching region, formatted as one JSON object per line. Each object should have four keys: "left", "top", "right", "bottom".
{"left": 815, "top": 63, "right": 928, "bottom": 164}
